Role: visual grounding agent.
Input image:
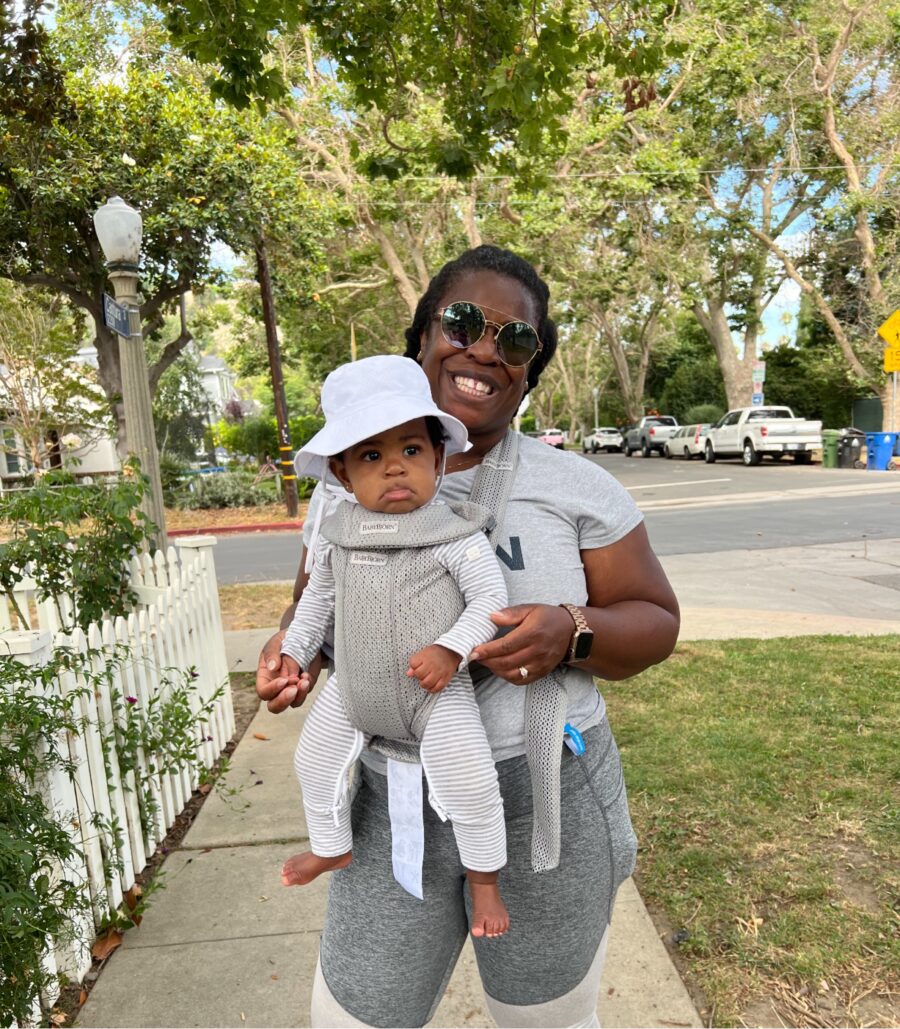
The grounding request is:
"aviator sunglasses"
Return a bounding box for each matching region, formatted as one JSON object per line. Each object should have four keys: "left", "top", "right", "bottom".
{"left": 435, "top": 301, "right": 542, "bottom": 368}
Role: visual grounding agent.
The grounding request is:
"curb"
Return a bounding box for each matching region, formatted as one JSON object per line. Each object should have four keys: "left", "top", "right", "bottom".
{"left": 168, "top": 521, "right": 303, "bottom": 537}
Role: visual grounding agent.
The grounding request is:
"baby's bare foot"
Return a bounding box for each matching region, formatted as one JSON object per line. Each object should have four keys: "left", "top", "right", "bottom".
{"left": 467, "top": 874, "right": 509, "bottom": 938}
{"left": 281, "top": 850, "right": 352, "bottom": 886}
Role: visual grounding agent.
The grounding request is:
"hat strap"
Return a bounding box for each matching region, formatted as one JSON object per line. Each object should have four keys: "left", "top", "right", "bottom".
{"left": 304, "top": 469, "right": 357, "bottom": 574}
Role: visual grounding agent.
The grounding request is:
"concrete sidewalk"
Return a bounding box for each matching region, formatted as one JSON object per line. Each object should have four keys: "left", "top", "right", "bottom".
{"left": 76, "top": 538, "right": 900, "bottom": 1029}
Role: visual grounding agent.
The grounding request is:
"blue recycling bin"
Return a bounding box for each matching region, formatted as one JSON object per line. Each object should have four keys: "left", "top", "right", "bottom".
{"left": 865, "top": 432, "right": 899, "bottom": 471}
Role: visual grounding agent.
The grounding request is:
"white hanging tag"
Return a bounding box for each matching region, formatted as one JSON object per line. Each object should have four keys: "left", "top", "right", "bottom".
{"left": 387, "top": 759, "right": 425, "bottom": 900}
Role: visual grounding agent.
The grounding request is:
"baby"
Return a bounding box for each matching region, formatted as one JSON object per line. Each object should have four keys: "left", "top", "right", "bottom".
{"left": 279, "top": 355, "right": 510, "bottom": 938}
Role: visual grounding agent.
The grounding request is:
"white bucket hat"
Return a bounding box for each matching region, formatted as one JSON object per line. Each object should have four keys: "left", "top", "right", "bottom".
{"left": 293, "top": 355, "right": 470, "bottom": 481}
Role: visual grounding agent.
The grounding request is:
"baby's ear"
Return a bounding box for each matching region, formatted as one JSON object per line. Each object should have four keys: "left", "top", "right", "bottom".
{"left": 329, "top": 456, "right": 352, "bottom": 492}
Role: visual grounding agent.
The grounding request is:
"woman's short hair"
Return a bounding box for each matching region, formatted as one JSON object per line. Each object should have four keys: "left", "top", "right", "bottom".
{"left": 403, "top": 245, "right": 558, "bottom": 394}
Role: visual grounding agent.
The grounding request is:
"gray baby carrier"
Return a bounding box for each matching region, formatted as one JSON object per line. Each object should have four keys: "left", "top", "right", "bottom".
{"left": 327, "top": 431, "right": 569, "bottom": 873}
{"left": 321, "top": 499, "right": 494, "bottom": 745}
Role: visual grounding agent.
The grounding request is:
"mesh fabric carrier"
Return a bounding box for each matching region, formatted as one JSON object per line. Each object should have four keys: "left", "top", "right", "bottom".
{"left": 322, "top": 500, "right": 495, "bottom": 745}
{"left": 339, "top": 431, "right": 569, "bottom": 873}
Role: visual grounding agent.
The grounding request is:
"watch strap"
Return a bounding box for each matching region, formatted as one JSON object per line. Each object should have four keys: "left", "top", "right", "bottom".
{"left": 559, "top": 603, "right": 591, "bottom": 662}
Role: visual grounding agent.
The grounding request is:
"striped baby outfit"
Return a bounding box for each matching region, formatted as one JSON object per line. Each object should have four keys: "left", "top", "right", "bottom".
{"left": 282, "top": 500, "right": 509, "bottom": 875}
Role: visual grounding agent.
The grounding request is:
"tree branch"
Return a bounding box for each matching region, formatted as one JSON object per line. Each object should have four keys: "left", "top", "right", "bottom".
{"left": 7, "top": 272, "right": 100, "bottom": 320}
{"left": 148, "top": 329, "right": 193, "bottom": 396}
{"left": 315, "top": 277, "right": 389, "bottom": 295}
{"left": 141, "top": 274, "right": 192, "bottom": 324}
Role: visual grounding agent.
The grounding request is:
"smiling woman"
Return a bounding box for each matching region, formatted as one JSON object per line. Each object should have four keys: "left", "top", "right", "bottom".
{"left": 256, "top": 244, "right": 680, "bottom": 1028}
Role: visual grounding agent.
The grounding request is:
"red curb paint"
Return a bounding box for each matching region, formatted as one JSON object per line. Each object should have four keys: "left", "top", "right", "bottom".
{"left": 168, "top": 522, "right": 303, "bottom": 537}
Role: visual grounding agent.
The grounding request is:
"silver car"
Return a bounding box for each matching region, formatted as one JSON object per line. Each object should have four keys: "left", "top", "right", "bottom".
{"left": 663, "top": 423, "right": 711, "bottom": 460}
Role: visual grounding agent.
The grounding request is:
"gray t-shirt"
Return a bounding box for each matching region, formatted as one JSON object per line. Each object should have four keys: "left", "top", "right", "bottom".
{"left": 304, "top": 433, "right": 643, "bottom": 762}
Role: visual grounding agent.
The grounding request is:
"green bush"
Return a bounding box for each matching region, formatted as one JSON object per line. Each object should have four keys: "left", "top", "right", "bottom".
{"left": 158, "top": 453, "right": 192, "bottom": 506}
{"left": 174, "top": 471, "right": 276, "bottom": 509}
{"left": 0, "top": 652, "right": 91, "bottom": 1026}
{"left": 684, "top": 403, "right": 725, "bottom": 424}
{"left": 0, "top": 461, "right": 153, "bottom": 631}
{"left": 215, "top": 414, "right": 325, "bottom": 463}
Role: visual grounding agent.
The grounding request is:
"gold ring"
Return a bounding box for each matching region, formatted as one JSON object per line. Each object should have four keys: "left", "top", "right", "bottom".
{"left": 519, "top": 666, "right": 529, "bottom": 679}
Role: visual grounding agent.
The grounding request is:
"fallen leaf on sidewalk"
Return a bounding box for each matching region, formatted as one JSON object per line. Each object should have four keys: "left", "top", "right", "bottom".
{"left": 91, "top": 928, "right": 123, "bottom": 961}
{"left": 253, "top": 732, "right": 270, "bottom": 741}
{"left": 50, "top": 1011, "right": 67, "bottom": 1026}
{"left": 79, "top": 989, "right": 88, "bottom": 1006}
{"left": 123, "top": 885, "right": 143, "bottom": 926}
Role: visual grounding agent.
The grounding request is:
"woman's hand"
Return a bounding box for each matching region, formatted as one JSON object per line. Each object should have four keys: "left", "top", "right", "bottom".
{"left": 470, "top": 604, "right": 573, "bottom": 684}
{"left": 256, "top": 630, "right": 321, "bottom": 712}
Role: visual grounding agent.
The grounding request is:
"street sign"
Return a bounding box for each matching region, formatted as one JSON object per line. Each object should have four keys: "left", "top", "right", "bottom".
{"left": 751, "top": 392, "right": 764, "bottom": 406}
{"left": 752, "top": 360, "right": 766, "bottom": 384}
{"left": 102, "top": 293, "right": 132, "bottom": 337}
{"left": 885, "top": 348, "right": 900, "bottom": 374}
{"left": 877, "top": 310, "right": 900, "bottom": 346}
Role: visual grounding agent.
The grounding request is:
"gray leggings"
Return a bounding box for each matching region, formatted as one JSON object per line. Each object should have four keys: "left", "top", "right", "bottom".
{"left": 317, "top": 719, "right": 638, "bottom": 1028}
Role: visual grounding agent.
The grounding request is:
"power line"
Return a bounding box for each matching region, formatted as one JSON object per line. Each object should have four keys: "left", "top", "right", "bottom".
{"left": 345, "top": 164, "right": 871, "bottom": 182}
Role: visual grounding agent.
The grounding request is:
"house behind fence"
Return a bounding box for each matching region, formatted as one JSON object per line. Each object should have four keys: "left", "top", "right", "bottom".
{"left": 1, "top": 536, "right": 232, "bottom": 1016}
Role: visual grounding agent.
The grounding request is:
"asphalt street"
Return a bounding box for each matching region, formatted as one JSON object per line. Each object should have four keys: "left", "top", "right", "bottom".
{"left": 208, "top": 453, "right": 900, "bottom": 584}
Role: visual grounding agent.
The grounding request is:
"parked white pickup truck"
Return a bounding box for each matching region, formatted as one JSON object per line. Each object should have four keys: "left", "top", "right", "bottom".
{"left": 702, "top": 406, "right": 823, "bottom": 465}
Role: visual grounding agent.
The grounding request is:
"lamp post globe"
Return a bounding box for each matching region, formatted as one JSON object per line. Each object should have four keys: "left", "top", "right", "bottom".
{"left": 93, "top": 196, "right": 142, "bottom": 269}
{"left": 93, "top": 196, "right": 167, "bottom": 549}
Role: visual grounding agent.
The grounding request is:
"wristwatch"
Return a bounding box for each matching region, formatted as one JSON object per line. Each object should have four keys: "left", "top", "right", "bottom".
{"left": 559, "top": 603, "right": 594, "bottom": 663}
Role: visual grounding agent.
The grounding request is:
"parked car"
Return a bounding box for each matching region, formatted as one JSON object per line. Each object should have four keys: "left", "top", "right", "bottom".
{"left": 623, "top": 416, "right": 680, "bottom": 457}
{"left": 582, "top": 426, "right": 624, "bottom": 453}
{"left": 663, "top": 423, "right": 711, "bottom": 460}
{"left": 618, "top": 424, "right": 637, "bottom": 452}
{"left": 703, "top": 406, "right": 823, "bottom": 465}
{"left": 527, "top": 428, "right": 565, "bottom": 449}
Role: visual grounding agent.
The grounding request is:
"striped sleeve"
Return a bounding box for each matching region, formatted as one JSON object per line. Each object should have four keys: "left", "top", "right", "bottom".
{"left": 432, "top": 531, "right": 508, "bottom": 669}
{"left": 281, "top": 538, "right": 335, "bottom": 670}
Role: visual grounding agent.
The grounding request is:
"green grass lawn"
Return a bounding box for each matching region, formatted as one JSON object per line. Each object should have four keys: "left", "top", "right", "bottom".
{"left": 604, "top": 636, "right": 899, "bottom": 1028}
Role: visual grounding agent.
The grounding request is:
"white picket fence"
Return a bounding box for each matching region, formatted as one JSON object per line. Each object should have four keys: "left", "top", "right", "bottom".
{"left": 0, "top": 536, "right": 233, "bottom": 1012}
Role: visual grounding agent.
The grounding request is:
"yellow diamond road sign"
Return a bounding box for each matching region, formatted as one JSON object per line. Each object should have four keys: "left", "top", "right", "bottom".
{"left": 877, "top": 309, "right": 900, "bottom": 346}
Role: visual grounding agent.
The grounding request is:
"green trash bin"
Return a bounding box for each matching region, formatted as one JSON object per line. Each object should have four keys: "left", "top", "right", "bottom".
{"left": 822, "top": 429, "right": 841, "bottom": 468}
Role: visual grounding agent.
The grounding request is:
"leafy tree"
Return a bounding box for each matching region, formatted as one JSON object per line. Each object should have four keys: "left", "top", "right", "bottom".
{"left": 0, "top": 1, "right": 328, "bottom": 450}
{"left": 646, "top": 315, "right": 727, "bottom": 420}
{"left": 152, "top": 0, "right": 679, "bottom": 174}
{"left": 664, "top": 0, "right": 900, "bottom": 427}
{"left": 764, "top": 295, "right": 873, "bottom": 428}
{"left": 0, "top": 281, "right": 110, "bottom": 470}
{"left": 150, "top": 345, "right": 208, "bottom": 461}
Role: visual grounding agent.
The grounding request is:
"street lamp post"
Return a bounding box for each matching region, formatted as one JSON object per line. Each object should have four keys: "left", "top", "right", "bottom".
{"left": 592, "top": 386, "right": 599, "bottom": 429}
{"left": 93, "top": 196, "right": 167, "bottom": 549}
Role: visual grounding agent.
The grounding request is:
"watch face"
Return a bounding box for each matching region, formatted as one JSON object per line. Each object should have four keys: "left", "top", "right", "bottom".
{"left": 573, "top": 631, "right": 594, "bottom": 661}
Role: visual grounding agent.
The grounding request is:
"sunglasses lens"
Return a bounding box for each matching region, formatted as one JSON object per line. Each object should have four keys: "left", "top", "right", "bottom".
{"left": 441, "top": 302, "right": 484, "bottom": 349}
{"left": 497, "top": 322, "right": 540, "bottom": 366}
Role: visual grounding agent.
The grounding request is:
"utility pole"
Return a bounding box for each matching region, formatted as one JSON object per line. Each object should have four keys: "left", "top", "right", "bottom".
{"left": 255, "top": 235, "right": 299, "bottom": 518}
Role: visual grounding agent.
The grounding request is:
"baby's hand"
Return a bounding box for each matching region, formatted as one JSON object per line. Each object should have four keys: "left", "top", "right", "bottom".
{"left": 407, "top": 645, "right": 461, "bottom": 693}
{"left": 279, "top": 653, "right": 314, "bottom": 701}
{"left": 280, "top": 653, "right": 302, "bottom": 683}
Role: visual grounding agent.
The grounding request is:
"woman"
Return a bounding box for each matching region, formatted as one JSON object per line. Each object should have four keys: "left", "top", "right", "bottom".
{"left": 256, "top": 245, "right": 680, "bottom": 1028}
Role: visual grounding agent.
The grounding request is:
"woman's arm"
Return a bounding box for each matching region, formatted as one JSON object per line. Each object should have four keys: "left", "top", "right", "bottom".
{"left": 470, "top": 522, "right": 679, "bottom": 683}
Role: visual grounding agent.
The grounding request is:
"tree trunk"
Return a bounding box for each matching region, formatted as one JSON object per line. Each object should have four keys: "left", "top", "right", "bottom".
{"left": 92, "top": 321, "right": 127, "bottom": 458}
{"left": 692, "top": 298, "right": 752, "bottom": 410}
